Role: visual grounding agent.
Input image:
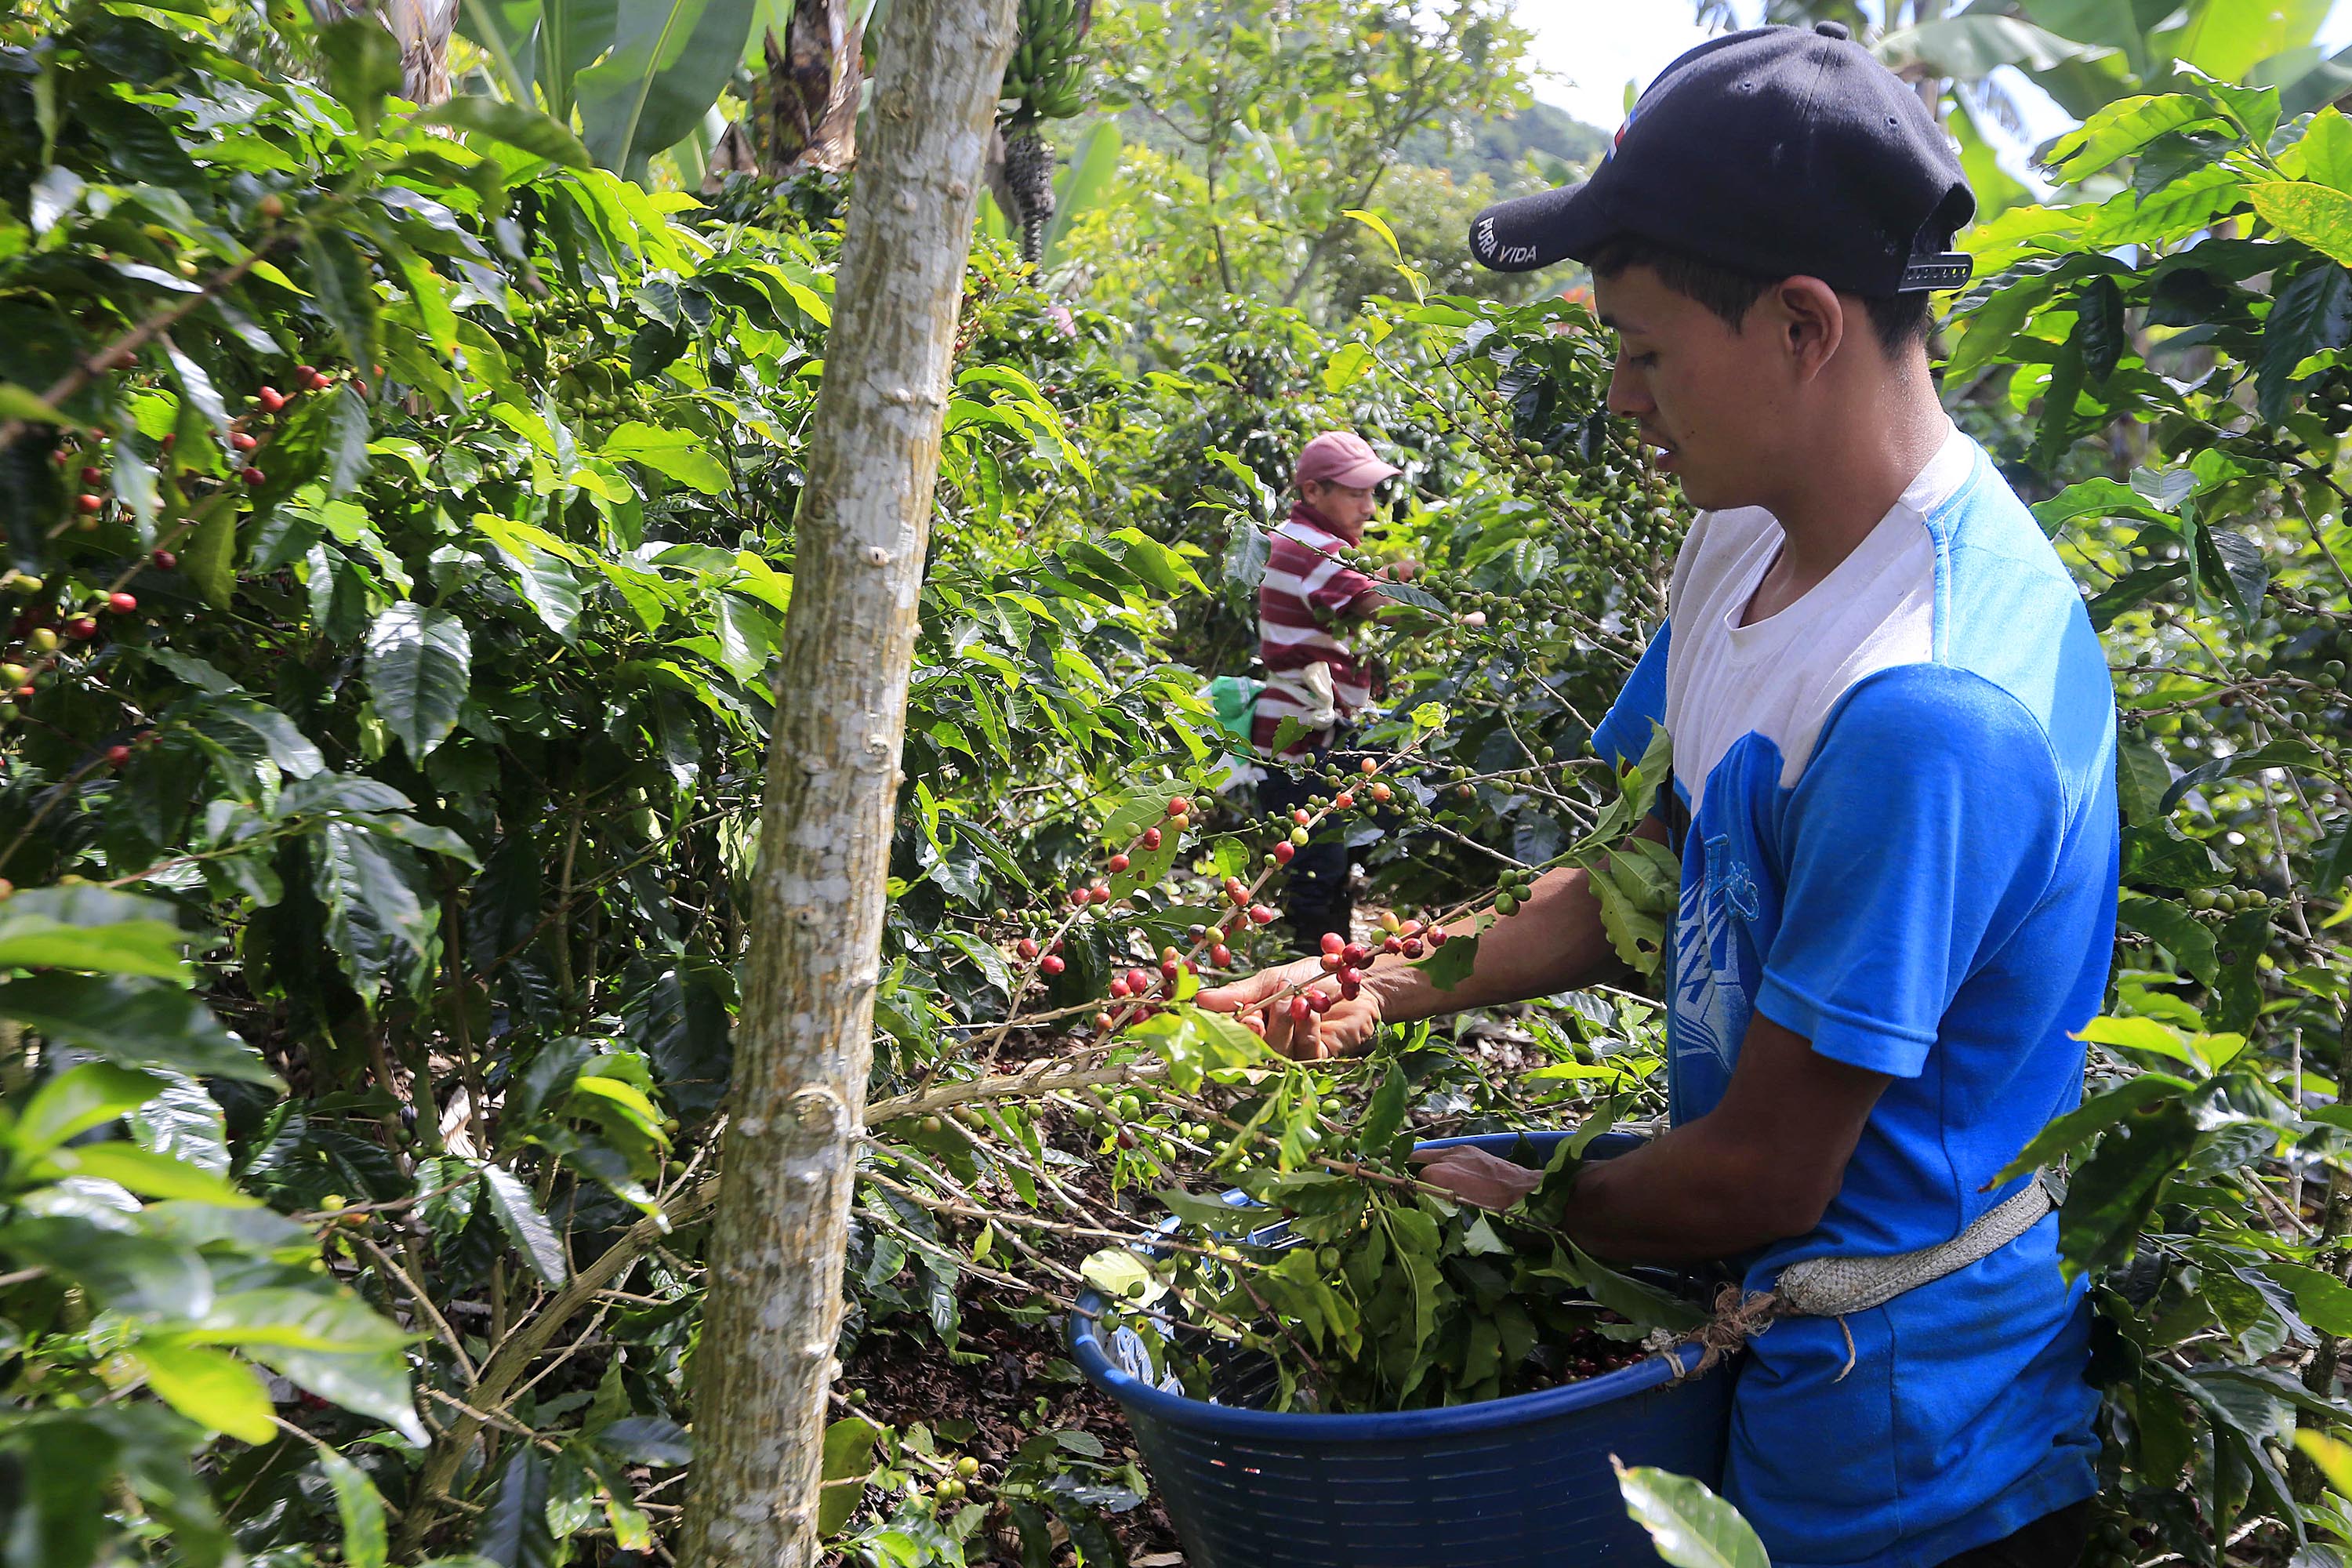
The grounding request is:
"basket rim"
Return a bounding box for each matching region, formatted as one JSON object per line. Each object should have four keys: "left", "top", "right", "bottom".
{"left": 1064, "top": 1129, "right": 1726, "bottom": 1442}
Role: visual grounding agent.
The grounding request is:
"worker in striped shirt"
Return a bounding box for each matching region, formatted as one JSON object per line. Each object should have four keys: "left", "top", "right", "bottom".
{"left": 1251, "top": 430, "right": 1414, "bottom": 949}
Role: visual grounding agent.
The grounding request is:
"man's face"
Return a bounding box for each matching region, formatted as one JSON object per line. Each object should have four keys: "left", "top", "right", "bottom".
{"left": 1304, "top": 479, "right": 1378, "bottom": 530}
{"left": 1594, "top": 264, "right": 1786, "bottom": 513}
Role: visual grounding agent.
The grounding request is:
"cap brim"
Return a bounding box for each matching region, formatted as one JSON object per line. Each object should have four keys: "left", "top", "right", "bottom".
{"left": 1468, "top": 180, "right": 1606, "bottom": 273}
{"left": 1333, "top": 459, "right": 1401, "bottom": 487}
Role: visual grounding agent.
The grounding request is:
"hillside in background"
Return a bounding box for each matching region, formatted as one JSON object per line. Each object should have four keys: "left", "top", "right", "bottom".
{"left": 1105, "top": 97, "right": 1606, "bottom": 318}
{"left": 1403, "top": 100, "right": 1611, "bottom": 183}
{"left": 1118, "top": 98, "right": 1608, "bottom": 186}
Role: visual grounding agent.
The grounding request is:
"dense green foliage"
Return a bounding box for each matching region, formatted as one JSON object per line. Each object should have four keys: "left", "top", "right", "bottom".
{"left": 0, "top": 1, "right": 1654, "bottom": 1561}
{"left": 2, "top": 0, "right": 2352, "bottom": 1566}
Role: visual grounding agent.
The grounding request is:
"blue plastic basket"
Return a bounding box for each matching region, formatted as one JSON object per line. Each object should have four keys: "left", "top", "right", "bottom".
{"left": 1067, "top": 1131, "right": 1735, "bottom": 1568}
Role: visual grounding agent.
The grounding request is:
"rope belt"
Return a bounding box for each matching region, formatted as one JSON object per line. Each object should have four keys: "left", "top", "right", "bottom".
{"left": 1679, "top": 1177, "right": 2056, "bottom": 1381}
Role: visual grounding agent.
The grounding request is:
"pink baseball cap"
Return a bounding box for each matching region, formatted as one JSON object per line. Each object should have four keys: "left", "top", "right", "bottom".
{"left": 1295, "top": 430, "right": 1401, "bottom": 489}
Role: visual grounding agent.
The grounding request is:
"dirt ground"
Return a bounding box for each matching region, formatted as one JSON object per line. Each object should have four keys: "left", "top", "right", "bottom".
{"left": 841, "top": 1304, "right": 1186, "bottom": 1566}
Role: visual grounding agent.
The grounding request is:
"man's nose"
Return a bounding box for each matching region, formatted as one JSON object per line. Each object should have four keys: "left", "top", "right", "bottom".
{"left": 1606, "top": 359, "right": 1650, "bottom": 419}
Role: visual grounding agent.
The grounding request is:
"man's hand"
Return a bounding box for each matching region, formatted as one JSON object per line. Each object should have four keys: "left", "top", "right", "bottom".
{"left": 1197, "top": 956, "right": 1387, "bottom": 1060}
{"left": 1410, "top": 1145, "right": 1543, "bottom": 1210}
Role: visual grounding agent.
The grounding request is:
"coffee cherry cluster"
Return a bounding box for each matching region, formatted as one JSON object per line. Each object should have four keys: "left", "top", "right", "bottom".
{"left": 1, "top": 572, "right": 144, "bottom": 724}
{"left": 1492, "top": 866, "right": 1538, "bottom": 916}
{"left": 517, "top": 286, "right": 670, "bottom": 427}
{"left": 1001, "top": 793, "right": 1234, "bottom": 1036}
{"left": 5, "top": 349, "right": 356, "bottom": 735}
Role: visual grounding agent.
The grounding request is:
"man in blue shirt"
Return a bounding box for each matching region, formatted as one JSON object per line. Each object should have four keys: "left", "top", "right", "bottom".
{"left": 1203, "top": 23, "right": 2111, "bottom": 1568}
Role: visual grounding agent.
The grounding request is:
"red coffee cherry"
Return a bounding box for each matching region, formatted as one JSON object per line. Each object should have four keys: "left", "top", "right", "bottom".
{"left": 106, "top": 592, "right": 137, "bottom": 614}
{"left": 1107, "top": 853, "right": 1130, "bottom": 873}
{"left": 256, "top": 386, "right": 285, "bottom": 412}
{"left": 1140, "top": 826, "right": 1161, "bottom": 850}
{"left": 1166, "top": 796, "right": 1190, "bottom": 818}
{"left": 1040, "top": 954, "right": 1065, "bottom": 975}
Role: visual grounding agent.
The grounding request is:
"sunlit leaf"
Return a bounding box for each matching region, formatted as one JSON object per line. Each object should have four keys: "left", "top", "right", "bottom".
{"left": 137, "top": 1343, "right": 276, "bottom": 1444}
{"left": 480, "top": 1164, "right": 568, "bottom": 1286}
{"left": 1613, "top": 1461, "right": 1769, "bottom": 1568}
{"left": 365, "top": 603, "right": 472, "bottom": 760}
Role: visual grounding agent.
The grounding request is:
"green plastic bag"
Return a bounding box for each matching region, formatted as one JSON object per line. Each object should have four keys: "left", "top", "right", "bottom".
{"left": 1203, "top": 675, "right": 1261, "bottom": 745}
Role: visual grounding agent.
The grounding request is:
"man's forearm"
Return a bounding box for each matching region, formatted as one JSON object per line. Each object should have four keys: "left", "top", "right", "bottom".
{"left": 1364, "top": 822, "right": 1661, "bottom": 1025}
{"left": 1561, "top": 1120, "right": 1800, "bottom": 1263}
{"left": 1561, "top": 1015, "right": 1889, "bottom": 1264}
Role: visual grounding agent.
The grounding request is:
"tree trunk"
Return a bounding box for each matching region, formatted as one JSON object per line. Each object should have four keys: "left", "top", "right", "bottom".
{"left": 2294, "top": 1001, "right": 2352, "bottom": 1501}
{"left": 675, "top": 2, "right": 1016, "bottom": 1564}
{"left": 1909, "top": 0, "right": 1944, "bottom": 121}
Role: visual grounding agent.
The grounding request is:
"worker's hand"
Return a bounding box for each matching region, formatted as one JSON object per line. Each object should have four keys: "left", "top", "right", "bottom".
{"left": 1409, "top": 1146, "right": 1543, "bottom": 1211}
{"left": 1197, "top": 956, "right": 1386, "bottom": 1061}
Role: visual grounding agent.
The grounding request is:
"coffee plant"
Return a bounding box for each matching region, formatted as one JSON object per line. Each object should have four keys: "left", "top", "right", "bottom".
{"left": 2, "top": 0, "right": 2351, "bottom": 1563}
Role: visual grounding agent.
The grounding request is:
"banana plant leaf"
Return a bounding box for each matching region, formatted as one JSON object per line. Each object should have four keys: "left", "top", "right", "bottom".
{"left": 454, "top": 0, "right": 541, "bottom": 106}
{"left": 1040, "top": 120, "right": 1118, "bottom": 270}
{"left": 575, "top": 0, "right": 759, "bottom": 173}
{"left": 544, "top": 0, "right": 624, "bottom": 120}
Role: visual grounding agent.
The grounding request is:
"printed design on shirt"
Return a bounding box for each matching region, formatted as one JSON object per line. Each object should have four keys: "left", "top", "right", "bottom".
{"left": 1671, "top": 833, "right": 1760, "bottom": 1076}
{"left": 1711, "top": 852, "right": 1760, "bottom": 921}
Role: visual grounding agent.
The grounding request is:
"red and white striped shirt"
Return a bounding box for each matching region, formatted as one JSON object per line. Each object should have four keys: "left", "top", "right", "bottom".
{"left": 1252, "top": 503, "right": 1382, "bottom": 756}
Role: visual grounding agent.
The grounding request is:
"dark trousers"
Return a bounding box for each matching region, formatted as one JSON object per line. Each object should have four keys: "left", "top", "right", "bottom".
{"left": 1931, "top": 1501, "right": 2089, "bottom": 1568}
{"left": 1254, "top": 764, "right": 1351, "bottom": 953}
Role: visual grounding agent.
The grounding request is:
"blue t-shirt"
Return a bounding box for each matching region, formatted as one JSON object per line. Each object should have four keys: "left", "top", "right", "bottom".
{"left": 1591, "top": 428, "right": 2114, "bottom": 1568}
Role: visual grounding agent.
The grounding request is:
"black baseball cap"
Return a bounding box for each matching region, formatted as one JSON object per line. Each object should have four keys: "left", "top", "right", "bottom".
{"left": 1468, "top": 21, "right": 1974, "bottom": 295}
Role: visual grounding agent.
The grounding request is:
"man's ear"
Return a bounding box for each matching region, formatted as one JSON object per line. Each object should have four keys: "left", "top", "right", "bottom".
{"left": 1767, "top": 276, "right": 1845, "bottom": 381}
